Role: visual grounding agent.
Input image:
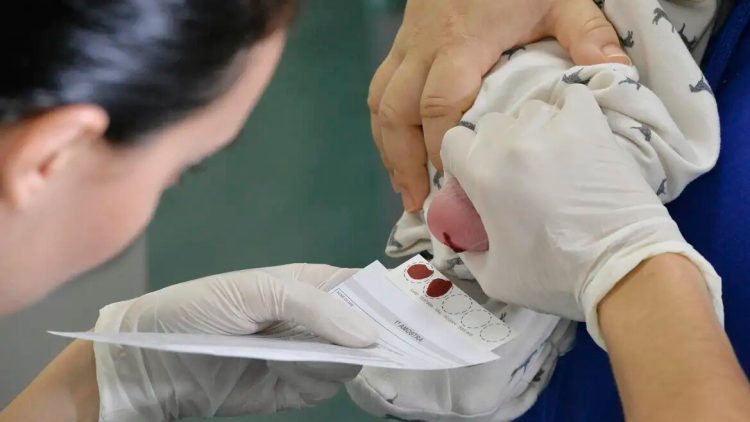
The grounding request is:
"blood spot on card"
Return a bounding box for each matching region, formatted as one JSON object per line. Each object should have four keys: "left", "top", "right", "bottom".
{"left": 407, "top": 264, "right": 433, "bottom": 280}
{"left": 426, "top": 278, "right": 452, "bottom": 298}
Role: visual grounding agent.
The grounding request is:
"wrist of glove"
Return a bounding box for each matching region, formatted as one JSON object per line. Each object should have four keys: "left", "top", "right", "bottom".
{"left": 578, "top": 219, "right": 723, "bottom": 347}
{"left": 439, "top": 86, "right": 722, "bottom": 349}
{"left": 93, "top": 264, "right": 376, "bottom": 421}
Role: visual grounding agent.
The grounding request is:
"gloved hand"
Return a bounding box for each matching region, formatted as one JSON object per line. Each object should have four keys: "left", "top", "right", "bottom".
{"left": 93, "top": 264, "right": 376, "bottom": 421}
{"left": 439, "top": 85, "right": 722, "bottom": 348}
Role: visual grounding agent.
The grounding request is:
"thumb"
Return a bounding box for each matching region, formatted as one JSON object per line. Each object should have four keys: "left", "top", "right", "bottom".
{"left": 273, "top": 280, "right": 379, "bottom": 348}
{"left": 441, "top": 112, "right": 516, "bottom": 184}
{"left": 439, "top": 124, "right": 479, "bottom": 185}
{"left": 547, "top": 0, "right": 631, "bottom": 66}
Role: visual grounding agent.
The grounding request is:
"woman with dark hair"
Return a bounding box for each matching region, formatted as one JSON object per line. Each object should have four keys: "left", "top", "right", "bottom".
{"left": 368, "top": 1, "right": 750, "bottom": 421}
{"left": 0, "top": 0, "right": 705, "bottom": 421}
{"left": 0, "top": 2, "right": 384, "bottom": 420}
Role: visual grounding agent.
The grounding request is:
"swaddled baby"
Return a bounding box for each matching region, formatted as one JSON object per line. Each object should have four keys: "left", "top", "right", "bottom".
{"left": 348, "top": 0, "right": 721, "bottom": 420}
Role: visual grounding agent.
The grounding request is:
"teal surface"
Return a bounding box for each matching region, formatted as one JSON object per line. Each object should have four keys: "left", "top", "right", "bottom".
{"left": 148, "top": 1, "right": 403, "bottom": 421}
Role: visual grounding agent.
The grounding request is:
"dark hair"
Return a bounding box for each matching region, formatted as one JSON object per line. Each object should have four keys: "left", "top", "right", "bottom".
{"left": 0, "top": 0, "right": 294, "bottom": 144}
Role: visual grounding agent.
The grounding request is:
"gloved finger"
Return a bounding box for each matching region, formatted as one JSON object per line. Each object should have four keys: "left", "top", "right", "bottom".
{"left": 268, "top": 361, "right": 343, "bottom": 402}
{"left": 440, "top": 112, "right": 516, "bottom": 184}
{"left": 439, "top": 125, "right": 476, "bottom": 185}
{"left": 421, "top": 46, "right": 485, "bottom": 174}
{"left": 378, "top": 56, "right": 431, "bottom": 212}
{"left": 268, "top": 279, "right": 378, "bottom": 347}
{"left": 258, "top": 264, "right": 358, "bottom": 293}
{"left": 293, "top": 264, "right": 359, "bottom": 291}
{"left": 547, "top": 0, "right": 631, "bottom": 66}
{"left": 270, "top": 360, "right": 363, "bottom": 383}
{"left": 554, "top": 84, "right": 615, "bottom": 135}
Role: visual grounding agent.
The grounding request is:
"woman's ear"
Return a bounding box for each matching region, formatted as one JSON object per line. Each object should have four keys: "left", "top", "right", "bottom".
{"left": 0, "top": 104, "right": 109, "bottom": 208}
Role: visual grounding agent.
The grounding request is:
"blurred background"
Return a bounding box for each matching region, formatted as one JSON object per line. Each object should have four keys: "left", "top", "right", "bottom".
{"left": 0, "top": 1, "right": 406, "bottom": 420}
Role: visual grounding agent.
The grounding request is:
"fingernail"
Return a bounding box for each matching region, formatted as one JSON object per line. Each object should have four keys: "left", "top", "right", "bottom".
{"left": 602, "top": 44, "right": 631, "bottom": 65}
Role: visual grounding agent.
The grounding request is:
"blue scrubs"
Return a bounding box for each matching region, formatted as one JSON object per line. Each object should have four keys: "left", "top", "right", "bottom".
{"left": 519, "top": 2, "right": 750, "bottom": 419}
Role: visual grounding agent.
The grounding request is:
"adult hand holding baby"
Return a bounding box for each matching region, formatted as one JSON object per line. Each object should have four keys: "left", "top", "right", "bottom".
{"left": 369, "top": 0, "right": 629, "bottom": 212}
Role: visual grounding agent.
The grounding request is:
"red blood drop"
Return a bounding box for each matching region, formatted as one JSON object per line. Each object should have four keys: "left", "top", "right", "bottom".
{"left": 426, "top": 278, "right": 452, "bottom": 298}
{"left": 426, "top": 178, "right": 489, "bottom": 252}
{"left": 407, "top": 264, "right": 433, "bottom": 280}
{"left": 442, "top": 233, "right": 465, "bottom": 253}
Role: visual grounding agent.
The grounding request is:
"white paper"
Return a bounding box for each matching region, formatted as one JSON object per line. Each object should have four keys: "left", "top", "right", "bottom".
{"left": 52, "top": 256, "right": 513, "bottom": 369}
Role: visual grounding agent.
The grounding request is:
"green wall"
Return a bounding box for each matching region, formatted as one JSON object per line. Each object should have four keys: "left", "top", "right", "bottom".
{"left": 148, "top": 1, "right": 403, "bottom": 420}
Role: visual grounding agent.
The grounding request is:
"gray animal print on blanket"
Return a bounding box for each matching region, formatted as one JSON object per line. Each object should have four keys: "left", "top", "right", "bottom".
{"left": 619, "top": 30, "right": 634, "bottom": 48}
{"left": 562, "top": 69, "right": 591, "bottom": 85}
{"left": 631, "top": 124, "right": 653, "bottom": 142}
{"left": 502, "top": 46, "right": 526, "bottom": 59}
{"left": 653, "top": 8, "right": 675, "bottom": 32}
{"left": 619, "top": 76, "right": 643, "bottom": 90}
{"left": 689, "top": 76, "right": 713, "bottom": 94}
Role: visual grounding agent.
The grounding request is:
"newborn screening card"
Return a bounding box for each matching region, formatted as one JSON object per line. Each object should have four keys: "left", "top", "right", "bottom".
{"left": 52, "top": 256, "right": 514, "bottom": 369}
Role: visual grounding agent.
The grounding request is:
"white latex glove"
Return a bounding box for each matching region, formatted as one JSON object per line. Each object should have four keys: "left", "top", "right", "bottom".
{"left": 440, "top": 85, "right": 723, "bottom": 348}
{"left": 93, "top": 264, "right": 376, "bottom": 422}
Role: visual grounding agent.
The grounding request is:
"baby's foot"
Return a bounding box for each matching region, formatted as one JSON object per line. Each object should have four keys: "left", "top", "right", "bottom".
{"left": 427, "top": 177, "right": 489, "bottom": 252}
